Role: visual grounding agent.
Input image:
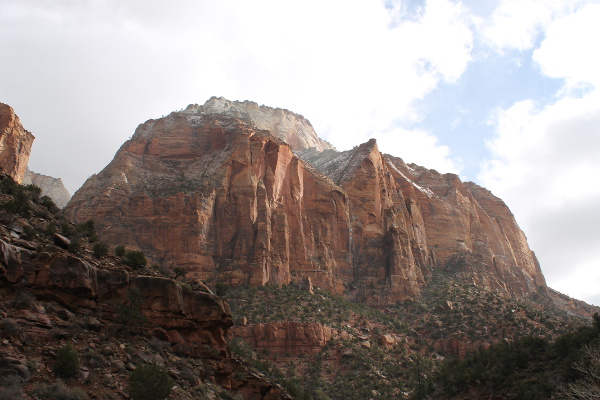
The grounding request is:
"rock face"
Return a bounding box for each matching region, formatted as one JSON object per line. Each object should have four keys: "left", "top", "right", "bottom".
{"left": 0, "top": 103, "right": 34, "bottom": 183}
{"left": 0, "top": 236, "right": 291, "bottom": 398}
{"left": 65, "top": 98, "right": 547, "bottom": 305}
{"left": 232, "top": 322, "right": 334, "bottom": 357}
{"left": 66, "top": 111, "right": 354, "bottom": 297}
{"left": 0, "top": 238, "right": 232, "bottom": 356}
{"left": 22, "top": 168, "right": 71, "bottom": 208}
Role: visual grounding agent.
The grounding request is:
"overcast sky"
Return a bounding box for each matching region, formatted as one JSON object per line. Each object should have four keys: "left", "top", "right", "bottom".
{"left": 1, "top": 0, "right": 599, "bottom": 306}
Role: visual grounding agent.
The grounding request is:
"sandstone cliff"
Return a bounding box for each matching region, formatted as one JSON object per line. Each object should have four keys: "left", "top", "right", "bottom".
{"left": 66, "top": 113, "right": 354, "bottom": 297}
{"left": 0, "top": 103, "right": 34, "bottom": 183}
{"left": 22, "top": 168, "right": 71, "bottom": 208}
{"left": 66, "top": 98, "right": 547, "bottom": 305}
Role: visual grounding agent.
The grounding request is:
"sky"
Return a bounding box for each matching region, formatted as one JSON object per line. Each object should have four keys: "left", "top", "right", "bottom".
{"left": 1, "top": 0, "right": 599, "bottom": 306}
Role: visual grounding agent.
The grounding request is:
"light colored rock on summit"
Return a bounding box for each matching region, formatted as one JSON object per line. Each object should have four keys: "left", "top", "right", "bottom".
{"left": 184, "top": 97, "right": 334, "bottom": 152}
{"left": 23, "top": 168, "right": 71, "bottom": 208}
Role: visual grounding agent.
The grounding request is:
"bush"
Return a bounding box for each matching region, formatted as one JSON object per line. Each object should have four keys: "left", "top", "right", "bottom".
{"left": 115, "top": 245, "right": 126, "bottom": 257}
{"left": 40, "top": 195, "right": 57, "bottom": 211}
{"left": 77, "top": 220, "right": 97, "bottom": 242}
{"left": 54, "top": 344, "right": 79, "bottom": 378}
{"left": 123, "top": 251, "right": 147, "bottom": 269}
{"left": 173, "top": 267, "right": 188, "bottom": 279}
{"left": 68, "top": 239, "right": 81, "bottom": 254}
{"left": 32, "top": 380, "right": 87, "bottom": 400}
{"left": 128, "top": 364, "right": 172, "bottom": 400}
{"left": 92, "top": 242, "right": 109, "bottom": 259}
{"left": 116, "top": 288, "right": 146, "bottom": 329}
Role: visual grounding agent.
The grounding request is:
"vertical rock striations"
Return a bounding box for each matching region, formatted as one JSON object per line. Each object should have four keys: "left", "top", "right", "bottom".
{"left": 0, "top": 103, "right": 35, "bottom": 183}
{"left": 66, "top": 110, "right": 353, "bottom": 296}
{"left": 66, "top": 98, "right": 547, "bottom": 305}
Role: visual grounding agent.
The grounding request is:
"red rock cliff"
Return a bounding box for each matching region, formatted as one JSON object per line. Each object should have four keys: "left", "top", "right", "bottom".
{"left": 66, "top": 112, "right": 354, "bottom": 297}
{"left": 0, "top": 103, "right": 35, "bottom": 183}
{"left": 66, "top": 99, "right": 547, "bottom": 304}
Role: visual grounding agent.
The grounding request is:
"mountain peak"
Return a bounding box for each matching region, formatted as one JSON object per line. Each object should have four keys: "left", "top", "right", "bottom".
{"left": 182, "top": 97, "right": 334, "bottom": 152}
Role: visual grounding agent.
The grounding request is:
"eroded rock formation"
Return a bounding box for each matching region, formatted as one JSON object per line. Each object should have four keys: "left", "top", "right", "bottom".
{"left": 66, "top": 98, "right": 547, "bottom": 305}
{"left": 0, "top": 103, "right": 34, "bottom": 183}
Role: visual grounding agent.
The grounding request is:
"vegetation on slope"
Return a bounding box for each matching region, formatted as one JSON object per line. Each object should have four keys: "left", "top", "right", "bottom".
{"left": 222, "top": 274, "right": 591, "bottom": 400}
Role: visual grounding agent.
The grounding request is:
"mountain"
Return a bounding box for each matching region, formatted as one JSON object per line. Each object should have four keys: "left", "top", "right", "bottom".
{"left": 0, "top": 102, "right": 35, "bottom": 183}
{"left": 1, "top": 99, "right": 599, "bottom": 400}
{"left": 22, "top": 168, "right": 71, "bottom": 208}
{"left": 66, "top": 97, "right": 547, "bottom": 307}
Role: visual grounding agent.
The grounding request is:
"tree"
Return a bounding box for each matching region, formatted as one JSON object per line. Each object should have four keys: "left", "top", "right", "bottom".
{"left": 54, "top": 344, "right": 80, "bottom": 378}
{"left": 128, "top": 364, "right": 172, "bottom": 400}
{"left": 115, "top": 245, "right": 126, "bottom": 257}
{"left": 92, "top": 242, "right": 109, "bottom": 259}
{"left": 558, "top": 343, "right": 600, "bottom": 400}
{"left": 123, "top": 250, "right": 147, "bottom": 269}
{"left": 116, "top": 288, "right": 146, "bottom": 330}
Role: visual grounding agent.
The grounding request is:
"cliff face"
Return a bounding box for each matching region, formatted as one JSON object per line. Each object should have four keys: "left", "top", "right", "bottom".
{"left": 0, "top": 103, "right": 35, "bottom": 183}
{"left": 65, "top": 99, "right": 547, "bottom": 305}
{"left": 66, "top": 112, "right": 354, "bottom": 297}
{"left": 22, "top": 168, "right": 71, "bottom": 208}
{"left": 383, "top": 155, "right": 547, "bottom": 297}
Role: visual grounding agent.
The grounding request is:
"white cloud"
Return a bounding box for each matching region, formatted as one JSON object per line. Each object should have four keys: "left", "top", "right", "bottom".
{"left": 481, "top": 0, "right": 591, "bottom": 52}
{"left": 533, "top": 2, "right": 600, "bottom": 89}
{"left": 378, "top": 127, "right": 462, "bottom": 174}
{"left": 480, "top": 91, "right": 600, "bottom": 303}
{"left": 0, "top": 0, "right": 474, "bottom": 192}
{"left": 479, "top": 0, "right": 600, "bottom": 303}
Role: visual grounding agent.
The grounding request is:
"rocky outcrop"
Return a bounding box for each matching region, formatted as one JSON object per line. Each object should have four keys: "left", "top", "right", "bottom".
{"left": 65, "top": 98, "right": 548, "bottom": 305}
{"left": 22, "top": 168, "right": 71, "bottom": 208}
{"left": 232, "top": 322, "right": 334, "bottom": 357}
{"left": 434, "top": 338, "right": 488, "bottom": 359}
{"left": 0, "top": 238, "right": 231, "bottom": 356}
{"left": 0, "top": 103, "right": 34, "bottom": 183}
{"left": 0, "top": 237, "right": 291, "bottom": 399}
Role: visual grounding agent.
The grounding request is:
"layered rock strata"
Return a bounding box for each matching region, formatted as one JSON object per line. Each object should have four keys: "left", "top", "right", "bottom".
{"left": 0, "top": 103, "right": 34, "bottom": 183}
{"left": 66, "top": 98, "right": 547, "bottom": 305}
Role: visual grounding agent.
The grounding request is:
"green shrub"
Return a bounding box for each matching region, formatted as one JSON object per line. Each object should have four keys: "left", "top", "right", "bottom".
{"left": 116, "top": 288, "right": 146, "bottom": 329}
{"left": 54, "top": 344, "right": 80, "bottom": 378}
{"left": 123, "top": 251, "right": 147, "bottom": 269}
{"left": 173, "top": 267, "right": 188, "bottom": 279}
{"left": 92, "top": 242, "right": 109, "bottom": 259}
{"left": 127, "top": 364, "right": 172, "bottom": 400}
{"left": 68, "top": 239, "right": 81, "bottom": 254}
{"left": 32, "top": 380, "right": 87, "bottom": 400}
{"left": 77, "top": 220, "right": 97, "bottom": 242}
{"left": 40, "top": 195, "right": 57, "bottom": 211}
{"left": 115, "top": 245, "right": 126, "bottom": 257}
